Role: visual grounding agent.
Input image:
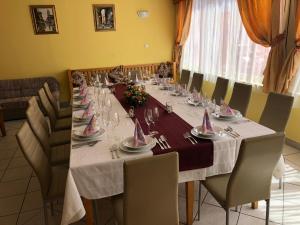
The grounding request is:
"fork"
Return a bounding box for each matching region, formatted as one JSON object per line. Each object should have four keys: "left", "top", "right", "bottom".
{"left": 158, "top": 137, "right": 168, "bottom": 149}
{"left": 155, "top": 137, "right": 165, "bottom": 150}
{"left": 160, "top": 135, "right": 171, "bottom": 148}
{"left": 187, "top": 133, "right": 198, "bottom": 143}
{"left": 184, "top": 132, "right": 195, "bottom": 144}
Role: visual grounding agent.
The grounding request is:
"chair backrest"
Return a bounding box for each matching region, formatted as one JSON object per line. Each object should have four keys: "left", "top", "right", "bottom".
{"left": 38, "top": 88, "right": 57, "bottom": 130}
{"left": 211, "top": 77, "right": 229, "bottom": 105}
{"left": 228, "top": 82, "right": 252, "bottom": 116}
{"left": 28, "top": 96, "right": 50, "bottom": 133}
{"left": 226, "top": 132, "right": 284, "bottom": 207}
{"left": 180, "top": 69, "right": 190, "bottom": 86}
{"left": 44, "top": 82, "right": 60, "bottom": 113}
{"left": 26, "top": 106, "right": 51, "bottom": 154}
{"left": 16, "top": 122, "right": 51, "bottom": 199}
{"left": 259, "top": 92, "right": 294, "bottom": 132}
{"left": 123, "top": 152, "right": 179, "bottom": 225}
{"left": 189, "top": 73, "right": 204, "bottom": 92}
{"left": 130, "top": 70, "right": 142, "bottom": 81}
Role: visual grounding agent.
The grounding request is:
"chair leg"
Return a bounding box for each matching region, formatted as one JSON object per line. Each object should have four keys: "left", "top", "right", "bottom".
{"left": 278, "top": 178, "right": 282, "bottom": 189}
{"left": 93, "top": 200, "right": 100, "bottom": 225}
{"left": 50, "top": 201, "right": 54, "bottom": 216}
{"left": 197, "top": 181, "right": 202, "bottom": 221}
{"left": 265, "top": 199, "right": 270, "bottom": 225}
{"left": 44, "top": 202, "right": 49, "bottom": 225}
{"left": 226, "top": 208, "right": 230, "bottom": 225}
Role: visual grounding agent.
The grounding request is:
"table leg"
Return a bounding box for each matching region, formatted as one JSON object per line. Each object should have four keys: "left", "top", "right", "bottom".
{"left": 251, "top": 201, "right": 258, "bottom": 209}
{"left": 83, "top": 198, "right": 94, "bottom": 225}
{"left": 186, "top": 181, "right": 194, "bottom": 225}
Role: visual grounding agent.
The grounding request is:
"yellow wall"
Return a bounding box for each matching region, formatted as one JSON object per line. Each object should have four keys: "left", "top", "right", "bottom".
{"left": 202, "top": 81, "right": 300, "bottom": 143}
{"left": 0, "top": 0, "right": 175, "bottom": 100}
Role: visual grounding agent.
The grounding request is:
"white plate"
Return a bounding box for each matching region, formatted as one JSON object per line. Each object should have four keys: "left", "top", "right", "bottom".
{"left": 187, "top": 99, "right": 201, "bottom": 106}
{"left": 171, "top": 92, "right": 181, "bottom": 96}
{"left": 212, "top": 112, "right": 241, "bottom": 120}
{"left": 192, "top": 126, "right": 217, "bottom": 137}
{"left": 73, "top": 101, "right": 89, "bottom": 108}
{"left": 72, "top": 128, "right": 105, "bottom": 140}
{"left": 73, "top": 112, "right": 92, "bottom": 122}
{"left": 191, "top": 126, "right": 223, "bottom": 140}
{"left": 119, "top": 138, "right": 156, "bottom": 153}
{"left": 122, "top": 136, "right": 154, "bottom": 149}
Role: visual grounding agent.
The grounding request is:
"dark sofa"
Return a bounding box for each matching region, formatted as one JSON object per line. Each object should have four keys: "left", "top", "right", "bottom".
{"left": 0, "top": 77, "right": 60, "bottom": 120}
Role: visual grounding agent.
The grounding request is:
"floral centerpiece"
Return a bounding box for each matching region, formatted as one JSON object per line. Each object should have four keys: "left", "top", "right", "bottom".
{"left": 124, "top": 85, "right": 148, "bottom": 106}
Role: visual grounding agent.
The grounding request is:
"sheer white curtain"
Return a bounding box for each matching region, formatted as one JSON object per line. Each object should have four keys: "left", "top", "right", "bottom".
{"left": 181, "top": 0, "right": 270, "bottom": 85}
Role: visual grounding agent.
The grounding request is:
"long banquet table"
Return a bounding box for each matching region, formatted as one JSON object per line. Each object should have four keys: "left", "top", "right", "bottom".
{"left": 61, "top": 83, "right": 275, "bottom": 225}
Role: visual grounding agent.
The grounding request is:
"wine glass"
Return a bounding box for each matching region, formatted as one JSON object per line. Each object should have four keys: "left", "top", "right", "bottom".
{"left": 105, "top": 98, "right": 112, "bottom": 112}
{"left": 144, "top": 109, "right": 151, "bottom": 135}
{"left": 153, "top": 107, "right": 159, "bottom": 123}
{"left": 147, "top": 108, "right": 158, "bottom": 135}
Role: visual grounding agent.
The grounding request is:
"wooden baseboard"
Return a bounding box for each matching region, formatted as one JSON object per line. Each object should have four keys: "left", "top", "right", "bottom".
{"left": 286, "top": 138, "right": 300, "bottom": 151}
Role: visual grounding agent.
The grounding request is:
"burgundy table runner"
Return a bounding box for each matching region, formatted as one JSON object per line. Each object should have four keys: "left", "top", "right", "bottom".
{"left": 114, "top": 84, "right": 213, "bottom": 171}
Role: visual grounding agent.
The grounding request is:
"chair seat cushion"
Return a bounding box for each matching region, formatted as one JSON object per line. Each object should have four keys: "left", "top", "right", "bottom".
{"left": 49, "top": 130, "right": 71, "bottom": 146}
{"left": 50, "top": 144, "right": 70, "bottom": 165}
{"left": 112, "top": 194, "right": 124, "bottom": 225}
{"left": 58, "top": 107, "right": 72, "bottom": 118}
{"left": 47, "top": 166, "right": 68, "bottom": 200}
{"left": 203, "top": 174, "right": 231, "bottom": 207}
{"left": 54, "top": 117, "right": 72, "bottom": 131}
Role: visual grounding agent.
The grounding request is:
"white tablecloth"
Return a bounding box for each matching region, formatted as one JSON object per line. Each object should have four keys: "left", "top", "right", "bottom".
{"left": 61, "top": 84, "right": 275, "bottom": 225}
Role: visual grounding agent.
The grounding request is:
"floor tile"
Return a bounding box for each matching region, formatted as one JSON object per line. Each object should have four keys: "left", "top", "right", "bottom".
{"left": 0, "top": 179, "right": 29, "bottom": 198}
{"left": 1, "top": 167, "right": 32, "bottom": 182}
{"left": 238, "top": 213, "right": 279, "bottom": 225}
{"left": 17, "top": 209, "right": 46, "bottom": 225}
{"left": 0, "top": 214, "right": 18, "bottom": 225}
{"left": 21, "top": 191, "right": 43, "bottom": 212}
{"left": 0, "top": 195, "right": 24, "bottom": 216}
{"left": 0, "top": 150, "right": 16, "bottom": 160}
{"left": 27, "top": 177, "right": 41, "bottom": 193}
{"left": 283, "top": 144, "right": 299, "bottom": 156}
{"left": 8, "top": 157, "right": 29, "bottom": 169}
{"left": 193, "top": 203, "right": 239, "bottom": 225}
{"left": 285, "top": 153, "right": 300, "bottom": 168}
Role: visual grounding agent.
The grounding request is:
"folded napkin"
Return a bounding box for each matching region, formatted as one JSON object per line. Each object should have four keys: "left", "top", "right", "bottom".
{"left": 80, "top": 94, "right": 89, "bottom": 105}
{"left": 202, "top": 109, "right": 214, "bottom": 133}
{"left": 81, "top": 102, "right": 94, "bottom": 119}
{"left": 192, "top": 89, "right": 201, "bottom": 102}
{"left": 220, "top": 102, "right": 235, "bottom": 115}
{"left": 83, "top": 115, "right": 98, "bottom": 136}
{"left": 79, "top": 85, "right": 87, "bottom": 96}
{"left": 133, "top": 119, "right": 147, "bottom": 147}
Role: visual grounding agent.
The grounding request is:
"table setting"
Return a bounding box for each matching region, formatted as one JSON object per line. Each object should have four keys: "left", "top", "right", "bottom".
{"left": 61, "top": 77, "right": 275, "bottom": 225}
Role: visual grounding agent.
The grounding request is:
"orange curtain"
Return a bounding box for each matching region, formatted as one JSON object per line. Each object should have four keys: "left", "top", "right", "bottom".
{"left": 276, "top": 0, "right": 300, "bottom": 93}
{"left": 173, "top": 0, "right": 193, "bottom": 73}
{"left": 237, "top": 0, "right": 289, "bottom": 93}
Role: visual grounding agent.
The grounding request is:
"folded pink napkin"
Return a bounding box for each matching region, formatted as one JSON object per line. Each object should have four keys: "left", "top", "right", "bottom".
{"left": 192, "top": 89, "right": 201, "bottom": 102}
{"left": 133, "top": 119, "right": 147, "bottom": 147}
{"left": 202, "top": 109, "right": 214, "bottom": 133}
{"left": 83, "top": 115, "right": 98, "bottom": 136}
{"left": 81, "top": 102, "right": 94, "bottom": 119}
{"left": 220, "top": 103, "right": 235, "bottom": 116}
{"left": 80, "top": 94, "right": 89, "bottom": 105}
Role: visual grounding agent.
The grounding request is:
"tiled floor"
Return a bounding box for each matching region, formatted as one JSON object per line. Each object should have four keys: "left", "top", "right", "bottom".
{"left": 1, "top": 120, "right": 300, "bottom": 225}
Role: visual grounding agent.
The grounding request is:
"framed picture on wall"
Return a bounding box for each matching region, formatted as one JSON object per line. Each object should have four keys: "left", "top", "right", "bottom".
{"left": 30, "top": 5, "right": 59, "bottom": 35}
{"left": 93, "top": 4, "right": 116, "bottom": 31}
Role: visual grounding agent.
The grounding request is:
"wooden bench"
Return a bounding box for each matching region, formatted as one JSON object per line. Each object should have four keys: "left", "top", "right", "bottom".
{"left": 67, "top": 62, "right": 177, "bottom": 96}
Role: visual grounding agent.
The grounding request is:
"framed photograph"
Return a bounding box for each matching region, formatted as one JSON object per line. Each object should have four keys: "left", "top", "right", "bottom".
{"left": 30, "top": 5, "right": 59, "bottom": 35}
{"left": 93, "top": 4, "right": 116, "bottom": 31}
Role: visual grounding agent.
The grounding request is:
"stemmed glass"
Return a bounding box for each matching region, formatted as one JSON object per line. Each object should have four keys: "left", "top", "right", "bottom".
{"left": 144, "top": 108, "right": 159, "bottom": 135}
{"left": 144, "top": 109, "right": 151, "bottom": 135}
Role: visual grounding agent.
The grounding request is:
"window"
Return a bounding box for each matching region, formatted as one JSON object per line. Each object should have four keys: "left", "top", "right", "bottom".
{"left": 181, "top": 0, "right": 270, "bottom": 85}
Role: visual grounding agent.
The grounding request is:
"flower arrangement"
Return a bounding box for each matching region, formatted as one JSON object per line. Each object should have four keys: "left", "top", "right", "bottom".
{"left": 124, "top": 85, "right": 148, "bottom": 106}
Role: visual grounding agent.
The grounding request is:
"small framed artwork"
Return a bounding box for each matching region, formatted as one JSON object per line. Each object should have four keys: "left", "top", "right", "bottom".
{"left": 30, "top": 5, "right": 59, "bottom": 35}
{"left": 93, "top": 4, "right": 116, "bottom": 31}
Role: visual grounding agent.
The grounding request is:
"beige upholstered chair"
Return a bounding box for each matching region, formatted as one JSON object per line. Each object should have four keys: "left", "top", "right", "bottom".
{"left": 44, "top": 82, "right": 72, "bottom": 118}
{"left": 25, "top": 110, "right": 70, "bottom": 165}
{"left": 130, "top": 70, "right": 142, "bottom": 82}
{"left": 259, "top": 92, "right": 294, "bottom": 132}
{"left": 112, "top": 152, "right": 179, "bottom": 225}
{"left": 197, "top": 133, "right": 285, "bottom": 225}
{"left": 179, "top": 69, "right": 191, "bottom": 86}
{"left": 38, "top": 88, "right": 71, "bottom": 131}
{"left": 189, "top": 73, "right": 204, "bottom": 92}
{"left": 259, "top": 92, "right": 294, "bottom": 188}
{"left": 26, "top": 104, "right": 70, "bottom": 147}
{"left": 211, "top": 77, "right": 229, "bottom": 105}
{"left": 16, "top": 122, "right": 68, "bottom": 225}
{"left": 228, "top": 82, "right": 252, "bottom": 116}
